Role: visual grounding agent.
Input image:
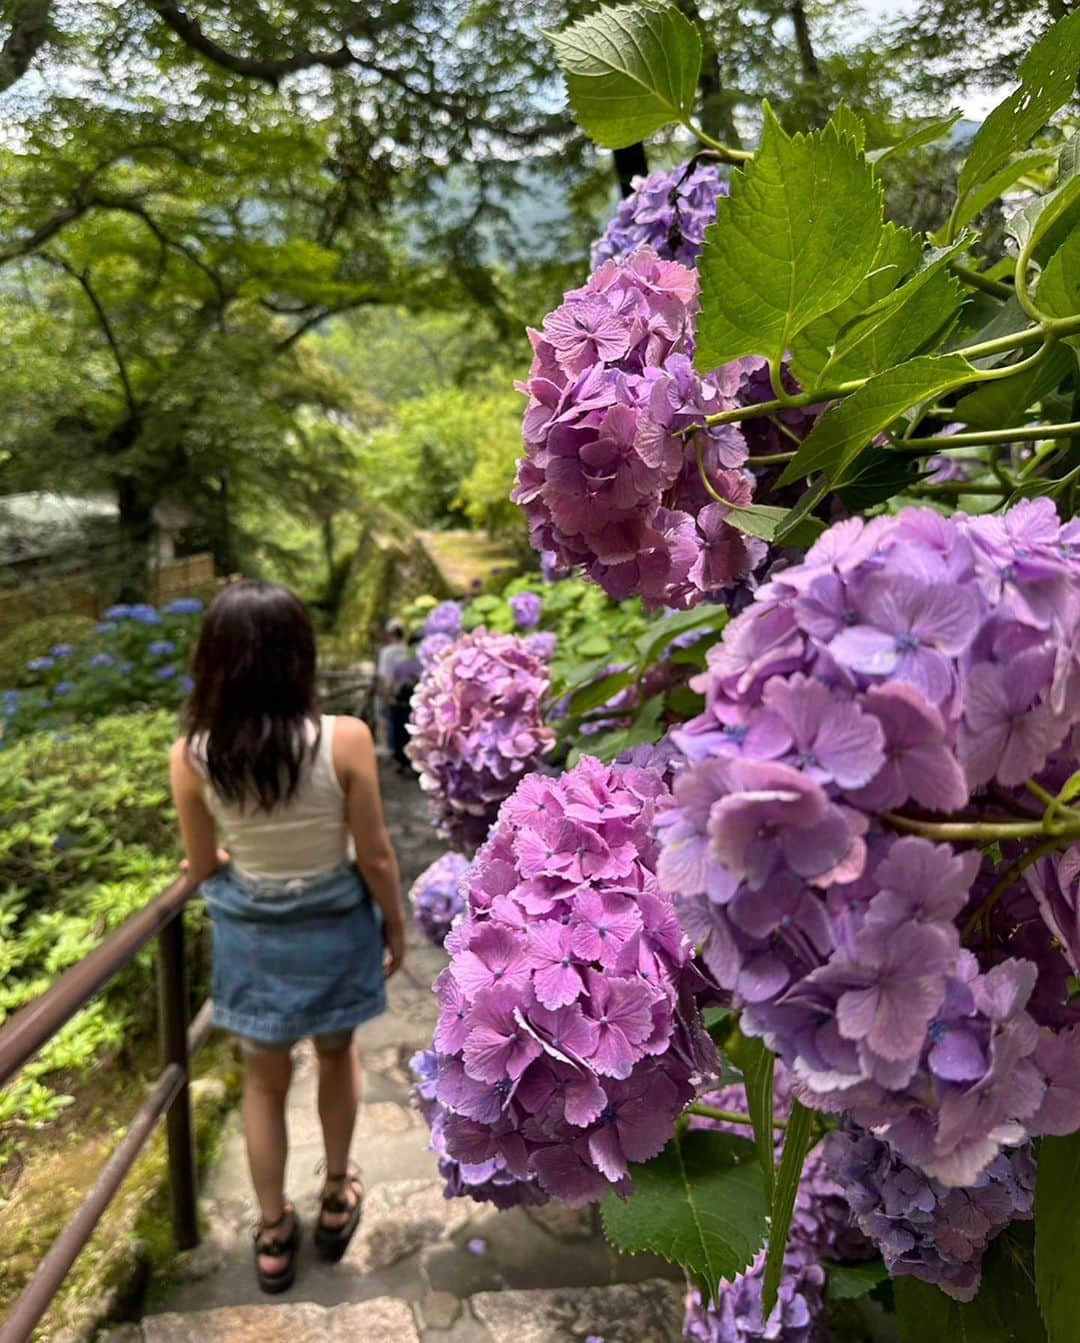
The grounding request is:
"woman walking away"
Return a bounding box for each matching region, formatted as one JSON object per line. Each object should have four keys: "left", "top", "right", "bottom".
{"left": 169, "top": 580, "right": 406, "bottom": 1294}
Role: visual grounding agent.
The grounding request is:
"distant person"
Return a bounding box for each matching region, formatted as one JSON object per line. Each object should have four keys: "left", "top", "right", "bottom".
{"left": 375, "top": 618, "right": 408, "bottom": 749}
{"left": 388, "top": 634, "right": 421, "bottom": 773}
{"left": 169, "top": 580, "right": 405, "bottom": 1294}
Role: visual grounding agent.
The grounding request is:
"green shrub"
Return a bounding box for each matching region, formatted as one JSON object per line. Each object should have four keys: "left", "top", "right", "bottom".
{"left": 0, "top": 711, "right": 203, "bottom": 1156}
{"left": 0, "top": 614, "right": 97, "bottom": 688}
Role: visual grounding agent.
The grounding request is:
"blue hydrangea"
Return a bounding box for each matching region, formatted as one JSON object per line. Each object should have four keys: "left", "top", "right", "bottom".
{"left": 129, "top": 604, "right": 161, "bottom": 624}
{"left": 104, "top": 604, "right": 132, "bottom": 619}
{"left": 95, "top": 621, "right": 117, "bottom": 634}
{"left": 50, "top": 643, "right": 74, "bottom": 658}
{"left": 88, "top": 652, "right": 115, "bottom": 668}
{"left": 148, "top": 639, "right": 176, "bottom": 656}
{"left": 27, "top": 656, "right": 55, "bottom": 672}
{"left": 180, "top": 674, "right": 194, "bottom": 694}
{"left": 154, "top": 664, "right": 178, "bottom": 679}
{"left": 53, "top": 680, "right": 75, "bottom": 696}
{"left": 163, "top": 597, "right": 204, "bottom": 615}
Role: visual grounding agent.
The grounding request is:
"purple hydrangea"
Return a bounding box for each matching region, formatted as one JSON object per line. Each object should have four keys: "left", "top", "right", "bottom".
{"left": 824, "top": 1128, "right": 1035, "bottom": 1301}
{"left": 406, "top": 628, "right": 555, "bottom": 851}
{"left": 418, "top": 632, "right": 454, "bottom": 667}
{"left": 419, "top": 755, "right": 716, "bottom": 1207}
{"left": 525, "top": 630, "right": 557, "bottom": 660}
{"left": 424, "top": 600, "right": 464, "bottom": 638}
{"left": 591, "top": 160, "right": 728, "bottom": 269}
{"left": 683, "top": 1261, "right": 825, "bottom": 1343}
{"left": 509, "top": 590, "right": 543, "bottom": 631}
{"left": 512, "top": 247, "right": 766, "bottom": 610}
{"left": 409, "top": 852, "right": 471, "bottom": 946}
{"left": 655, "top": 501, "right": 1080, "bottom": 1186}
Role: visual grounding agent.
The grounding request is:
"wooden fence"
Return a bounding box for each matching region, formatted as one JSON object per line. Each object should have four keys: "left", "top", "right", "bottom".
{"left": 0, "top": 554, "right": 216, "bottom": 637}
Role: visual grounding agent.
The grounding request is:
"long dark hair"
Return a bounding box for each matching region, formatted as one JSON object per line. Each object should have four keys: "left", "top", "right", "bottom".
{"left": 185, "top": 580, "right": 319, "bottom": 811}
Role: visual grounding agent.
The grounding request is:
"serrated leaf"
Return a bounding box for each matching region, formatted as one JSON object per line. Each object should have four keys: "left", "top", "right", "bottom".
{"left": 827, "top": 101, "right": 866, "bottom": 151}
{"left": 939, "top": 149, "right": 1059, "bottom": 242}
{"left": 1037, "top": 228, "right": 1080, "bottom": 355}
{"left": 870, "top": 112, "right": 963, "bottom": 166}
{"left": 773, "top": 476, "right": 830, "bottom": 544}
{"left": 635, "top": 605, "right": 726, "bottom": 667}
{"left": 790, "top": 222, "right": 923, "bottom": 387}
{"left": 1007, "top": 138, "right": 1080, "bottom": 261}
{"left": 819, "top": 241, "right": 969, "bottom": 382}
{"left": 696, "top": 105, "right": 882, "bottom": 369}
{"left": 546, "top": 1, "right": 701, "bottom": 149}
{"left": 823, "top": 1258, "right": 889, "bottom": 1300}
{"left": 600, "top": 1129, "right": 768, "bottom": 1299}
{"left": 761, "top": 1099, "right": 815, "bottom": 1314}
{"left": 954, "top": 9, "right": 1080, "bottom": 231}
{"left": 896, "top": 1228, "right": 1046, "bottom": 1343}
{"left": 777, "top": 354, "right": 974, "bottom": 486}
{"left": 952, "top": 344, "right": 1075, "bottom": 428}
{"left": 1035, "top": 1130, "right": 1080, "bottom": 1342}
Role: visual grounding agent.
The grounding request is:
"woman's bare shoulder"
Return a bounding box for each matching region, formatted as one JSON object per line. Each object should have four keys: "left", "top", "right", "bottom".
{"left": 333, "top": 715, "right": 374, "bottom": 748}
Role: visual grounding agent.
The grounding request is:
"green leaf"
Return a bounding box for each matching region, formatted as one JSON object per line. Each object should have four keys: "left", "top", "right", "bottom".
{"left": 696, "top": 105, "right": 882, "bottom": 369}
{"left": 730, "top": 1033, "right": 776, "bottom": 1203}
{"left": 835, "top": 442, "right": 923, "bottom": 510}
{"left": 896, "top": 1228, "right": 1046, "bottom": 1343}
{"left": 1055, "top": 769, "right": 1080, "bottom": 808}
{"left": 761, "top": 1099, "right": 815, "bottom": 1314}
{"left": 790, "top": 222, "right": 923, "bottom": 388}
{"left": 576, "top": 633, "right": 613, "bottom": 658}
{"left": 819, "top": 240, "right": 969, "bottom": 382}
{"left": 545, "top": 1, "right": 702, "bottom": 149}
{"left": 1037, "top": 228, "right": 1080, "bottom": 345}
{"left": 1006, "top": 138, "right": 1080, "bottom": 261}
{"left": 777, "top": 354, "right": 974, "bottom": 486}
{"left": 567, "top": 669, "right": 635, "bottom": 717}
{"left": 827, "top": 101, "right": 866, "bottom": 152}
{"left": 952, "top": 344, "right": 1075, "bottom": 429}
{"left": 954, "top": 9, "right": 1080, "bottom": 231}
{"left": 823, "top": 1258, "right": 889, "bottom": 1301}
{"left": 634, "top": 605, "right": 726, "bottom": 667}
{"left": 869, "top": 112, "right": 963, "bottom": 166}
{"left": 939, "top": 149, "right": 1059, "bottom": 241}
{"left": 773, "top": 476, "right": 830, "bottom": 545}
{"left": 1035, "top": 1130, "right": 1080, "bottom": 1342}
{"left": 600, "top": 1129, "right": 768, "bottom": 1299}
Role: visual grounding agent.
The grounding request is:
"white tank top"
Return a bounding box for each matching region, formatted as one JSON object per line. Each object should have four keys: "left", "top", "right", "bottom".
{"left": 200, "top": 714, "right": 350, "bottom": 881}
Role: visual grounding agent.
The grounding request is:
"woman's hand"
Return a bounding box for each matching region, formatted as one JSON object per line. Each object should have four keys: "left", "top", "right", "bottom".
{"left": 383, "top": 918, "right": 405, "bottom": 978}
{"left": 180, "top": 847, "right": 230, "bottom": 875}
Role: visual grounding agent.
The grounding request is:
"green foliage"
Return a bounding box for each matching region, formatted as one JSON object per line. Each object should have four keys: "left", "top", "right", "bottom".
{"left": 601, "top": 1128, "right": 768, "bottom": 1298}
{"left": 546, "top": 0, "right": 702, "bottom": 149}
{"left": 895, "top": 1228, "right": 1046, "bottom": 1342}
{"left": 0, "top": 602, "right": 202, "bottom": 744}
{"left": 762, "top": 1099, "right": 816, "bottom": 1314}
{"left": 726, "top": 1032, "right": 776, "bottom": 1203}
{"left": 823, "top": 1258, "right": 889, "bottom": 1300}
{"left": 1035, "top": 1130, "right": 1080, "bottom": 1342}
{"left": 696, "top": 107, "right": 883, "bottom": 369}
{"left": 0, "top": 614, "right": 96, "bottom": 688}
{"left": 0, "top": 711, "right": 195, "bottom": 1147}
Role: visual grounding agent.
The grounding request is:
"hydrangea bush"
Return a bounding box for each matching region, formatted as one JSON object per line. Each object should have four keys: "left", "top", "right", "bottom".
{"left": 412, "top": 3, "right": 1080, "bottom": 1338}
{"left": 408, "top": 852, "right": 470, "bottom": 946}
{"left": 406, "top": 628, "right": 556, "bottom": 850}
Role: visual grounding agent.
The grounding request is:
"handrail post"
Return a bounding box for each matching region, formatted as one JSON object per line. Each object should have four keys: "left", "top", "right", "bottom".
{"left": 157, "top": 915, "right": 199, "bottom": 1250}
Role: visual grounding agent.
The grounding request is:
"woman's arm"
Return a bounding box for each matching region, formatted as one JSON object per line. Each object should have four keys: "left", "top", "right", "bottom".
{"left": 334, "top": 716, "right": 406, "bottom": 975}
{"left": 169, "top": 738, "right": 222, "bottom": 885}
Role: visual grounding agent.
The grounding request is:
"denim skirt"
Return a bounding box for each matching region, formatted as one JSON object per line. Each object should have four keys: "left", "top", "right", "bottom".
{"left": 201, "top": 861, "right": 387, "bottom": 1043}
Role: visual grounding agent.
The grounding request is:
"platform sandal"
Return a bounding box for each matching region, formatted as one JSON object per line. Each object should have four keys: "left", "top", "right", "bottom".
{"left": 313, "top": 1166, "right": 364, "bottom": 1261}
{"left": 253, "top": 1203, "right": 300, "bottom": 1294}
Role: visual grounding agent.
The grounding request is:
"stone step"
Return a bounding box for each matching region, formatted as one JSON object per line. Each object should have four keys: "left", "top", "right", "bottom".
{"left": 139, "top": 1299, "right": 420, "bottom": 1343}
{"left": 127, "top": 1278, "right": 685, "bottom": 1343}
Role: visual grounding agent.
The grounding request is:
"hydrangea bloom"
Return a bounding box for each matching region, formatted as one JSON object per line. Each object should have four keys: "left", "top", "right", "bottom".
{"left": 825, "top": 1128, "right": 1035, "bottom": 1301}
{"left": 409, "top": 852, "right": 471, "bottom": 946}
{"left": 406, "top": 629, "right": 555, "bottom": 851}
{"left": 163, "top": 597, "right": 204, "bottom": 615}
{"left": 424, "top": 600, "right": 464, "bottom": 638}
{"left": 657, "top": 501, "right": 1080, "bottom": 1186}
{"left": 591, "top": 160, "right": 727, "bottom": 269}
{"left": 509, "top": 590, "right": 542, "bottom": 630}
{"left": 148, "top": 639, "right": 175, "bottom": 656}
{"left": 418, "top": 755, "right": 716, "bottom": 1206}
{"left": 683, "top": 1262, "right": 824, "bottom": 1343}
{"left": 50, "top": 643, "right": 74, "bottom": 658}
{"left": 27, "top": 657, "right": 55, "bottom": 672}
{"left": 88, "top": 652, "right": 114, "bottom": 668}
{"left": 512, "top": 247, "right": 765, "bottom": 609}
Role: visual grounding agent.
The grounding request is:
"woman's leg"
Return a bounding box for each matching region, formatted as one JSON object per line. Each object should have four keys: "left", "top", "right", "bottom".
{"left": 314, "top": 1034, "right": 363, "bottom": 1226}
{"left": 242, "top": 1044, "right": 295, "bottom": 1266}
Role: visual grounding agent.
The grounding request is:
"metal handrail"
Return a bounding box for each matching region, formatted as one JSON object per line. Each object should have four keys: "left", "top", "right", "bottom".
{"left": 0, "top": 875, "right": 206, "bottom": 1343}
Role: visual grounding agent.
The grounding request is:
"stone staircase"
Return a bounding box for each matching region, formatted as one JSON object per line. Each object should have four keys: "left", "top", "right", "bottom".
{"left": 102, "top": 770, "right": 684, "bottom": 1343}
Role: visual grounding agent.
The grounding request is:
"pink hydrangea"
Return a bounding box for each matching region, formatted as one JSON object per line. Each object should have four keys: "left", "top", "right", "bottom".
{"left": 406, "top": 629, "right": 555, "bottom": 851}
{"left": 419, "top": 755, "right": 717, "bottom": 1206}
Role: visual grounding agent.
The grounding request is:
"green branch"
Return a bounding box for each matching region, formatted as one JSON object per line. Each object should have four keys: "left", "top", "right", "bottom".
{"left": 949, "top": 262, "right": 1013, "bottom": 299}
{"left": 687, "top": 1102, "right": 788, "bottom": 1130}
{"left": 687, "top": 120, "right": 752, "bottom": 163}
{"left": 897, "top": 422, "right": 1080, "bottom": 451}
{"left": 883, "top": 812, "right": 1080, "bottom": 842}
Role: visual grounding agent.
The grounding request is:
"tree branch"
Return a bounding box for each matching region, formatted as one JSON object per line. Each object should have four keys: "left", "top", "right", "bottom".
{"left": 0, "top": 0, "right": 52, "bottom": 93}
{"left": 42, "top": 251, "right": 138, "bottom": 420}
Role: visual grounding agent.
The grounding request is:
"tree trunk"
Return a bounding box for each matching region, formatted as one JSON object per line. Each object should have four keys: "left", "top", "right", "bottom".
{"left": 613, "top": 142, "right": 648, "bottom": 198}
{"left": 113, "top": 476, "right": 156, "bottom": 601}
{"left": 789, "top": 0, "right": 821, "bottom": 82}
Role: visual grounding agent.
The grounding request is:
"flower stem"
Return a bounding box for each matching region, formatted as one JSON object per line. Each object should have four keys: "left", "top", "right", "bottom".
{"left": 896, "top": 422, "right": 1080, "bottom": 451}
{"left": 687, "top": 1102, "right": 788, "bottom": 1130}
{"left": 747, "top": 450, "right": 797, "bottom": 465}
{"left": 949, "top": 262, "right": 1014, "bottom": 300}
{"left": 685, "top": 121, "right": 753, "bottom": 163}
{"left": 883, "top": 812, "right": 1078, "bottom": 841}
{"left": 960, "top": 836, "right": 1064, "bottom": 942}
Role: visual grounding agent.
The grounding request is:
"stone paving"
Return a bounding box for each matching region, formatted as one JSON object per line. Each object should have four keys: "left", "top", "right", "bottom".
{"left": 110, "top": 766, "right": 684, "bottom": 1343}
